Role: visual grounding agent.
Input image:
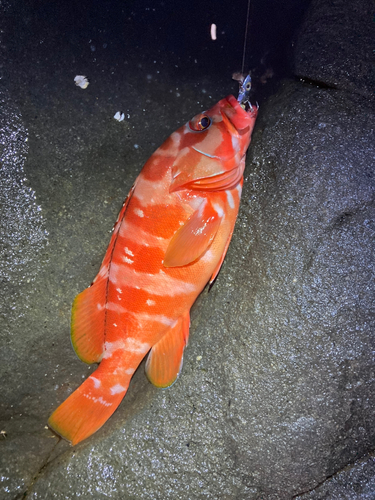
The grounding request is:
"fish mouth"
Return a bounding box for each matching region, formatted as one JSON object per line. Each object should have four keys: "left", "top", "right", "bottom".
{"left": 221, "top": 95, "right": 258, "bottom": 132}
{"left": 243, "top": 100, "right": 258, "bottom": 114}
{"left": 226, "top": 94, "right": 258, "bottom": 113}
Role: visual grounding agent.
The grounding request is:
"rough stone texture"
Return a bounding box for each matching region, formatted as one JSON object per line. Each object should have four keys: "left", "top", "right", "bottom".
{"left": 1, "top": 0, "right": 375, "bottom": 498}
{"left": 0, "top": 86, "right": 57, "bottom": 499}
{"left": 296, "top": 456, "right": 375, "bottom": 499}
{"left": 20, "top": 78, "right": 374, "bottom": 500}
{"left": 293, "top": 0, "right": 375, "bottom": 99}
{"left": 0, "top": 53, "right": 225, "bottom": 500}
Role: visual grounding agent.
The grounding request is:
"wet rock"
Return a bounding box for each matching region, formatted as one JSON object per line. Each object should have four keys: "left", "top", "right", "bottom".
{"left": 0, "top": 13, "right": 226, "bottom": 498}
{"left": 0, "top": 419, "right": 57, "bottom": 499}
{"left": 292, "top": 0, "right": 375, "bottom": 99}
{"left": 1, "top": 0, "right": 374, "bottom": 498}
{"left": 0, "top": 87, "right": 55, "bottom": 500}
{"left": 23, "top": 80, "right": 375, "bottom": 499}
{"left": 0, "top": 87, "right": 48, "bottom": 302}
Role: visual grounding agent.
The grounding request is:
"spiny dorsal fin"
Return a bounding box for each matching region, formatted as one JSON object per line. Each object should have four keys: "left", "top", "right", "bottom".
{"left": 71, "top": 281, "right": 107, "bottom": 363}
{"left": 71, "top": 185, "right": 135, "bottom": 364}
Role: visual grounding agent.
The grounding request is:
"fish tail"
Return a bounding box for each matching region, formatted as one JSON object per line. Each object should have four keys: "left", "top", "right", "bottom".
{"left": 48, "top": 359, "right": 131, "bottom": 445}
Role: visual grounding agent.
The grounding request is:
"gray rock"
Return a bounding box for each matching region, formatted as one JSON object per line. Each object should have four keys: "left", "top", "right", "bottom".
{"left": 0, "top": 86, "right": 55, "bottom": 500}
{"left": 293, "top": 0, "right": 375, "bottom": 99}
{"left": 296, "top": 456, "right": 375, "bottom": 499}
{"left": 1, "top": 0, "right": 375, "bottom": 498}
{"left": 0, "top": 18, "right": 231, "bottom": 497}
{"left": 21, "top": 80, "right": 375, "bottom": 499}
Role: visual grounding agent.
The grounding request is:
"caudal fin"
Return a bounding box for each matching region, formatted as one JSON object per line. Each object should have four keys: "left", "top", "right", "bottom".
{"left": 48, "top": 368, "right": 128, "bottom": 445}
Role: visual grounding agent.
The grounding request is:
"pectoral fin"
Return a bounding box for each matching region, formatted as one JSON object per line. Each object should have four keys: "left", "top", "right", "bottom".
{"left": 145, "top": 313, "right": 190, "bottom": 388}
{"left": 163, "top": 200, "right": 222, "bottom": 267}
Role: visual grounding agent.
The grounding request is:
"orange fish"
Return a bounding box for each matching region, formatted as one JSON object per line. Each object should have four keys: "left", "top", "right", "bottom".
{"left": 48, "top": 94, "right": 258, "bottom": 445}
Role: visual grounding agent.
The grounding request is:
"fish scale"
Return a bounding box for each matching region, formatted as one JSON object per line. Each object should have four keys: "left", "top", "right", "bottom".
{"left": 48, "top": 94, "right": 258, "bottom": 445}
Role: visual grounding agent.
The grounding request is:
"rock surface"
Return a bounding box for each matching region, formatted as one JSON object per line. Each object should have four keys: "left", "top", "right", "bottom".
{"left": 1, "top": 0, "right": 374, "bottom": 498}
{"left": 293, "top": 0, "right": 374, "bottom": 99}
{"left": 22, "top": 78, "right": 375, "bottom": 500}
{"left": 296, "top": 456, "right": 375, "bottom": 500}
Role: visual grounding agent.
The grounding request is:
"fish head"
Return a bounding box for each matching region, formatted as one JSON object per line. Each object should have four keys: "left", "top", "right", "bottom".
{"left": 170, "top": 95, "right": 258, "bottom": 192}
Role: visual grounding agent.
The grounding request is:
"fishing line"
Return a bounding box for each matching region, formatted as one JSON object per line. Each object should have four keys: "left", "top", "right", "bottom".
{"left": 241, "top": 0, "right": 252, "bottom": 74}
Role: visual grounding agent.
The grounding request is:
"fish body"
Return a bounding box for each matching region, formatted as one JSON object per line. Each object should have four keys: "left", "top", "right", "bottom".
{"left": 48, "top": 94, "right": 258, "bottom": 445}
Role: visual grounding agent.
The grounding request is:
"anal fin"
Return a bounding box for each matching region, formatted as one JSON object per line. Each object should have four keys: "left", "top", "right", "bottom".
{"left": 145, "top": 312, "right": 190, "bottom": 388}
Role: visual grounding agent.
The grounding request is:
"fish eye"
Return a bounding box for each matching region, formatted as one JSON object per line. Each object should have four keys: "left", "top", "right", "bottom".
{"left": 245, "top": 82, "right": 251, "bottom": 91}
{"left": 198, "top": 116, "right": 211, "bottom": 130}
{"left": 189, "top": 114, "right": 211, "bottom": 131}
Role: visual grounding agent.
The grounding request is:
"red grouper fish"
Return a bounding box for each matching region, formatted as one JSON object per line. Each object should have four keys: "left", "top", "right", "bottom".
{"left": 48, "top": 93, "right": 258, "bottom": 445}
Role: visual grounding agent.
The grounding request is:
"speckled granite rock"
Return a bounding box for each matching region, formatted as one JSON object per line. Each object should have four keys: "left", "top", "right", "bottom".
{"left": 1, "top": 0, "right": 375, "bottom": 498}
{"left": 296, "top": 455, "right": 375, "bottom": 500}
{"left": 18, "top": 79, "right": 374, "bottom": 499}
{"left": 293, "top": 0, "right": 375, "bottom": 99}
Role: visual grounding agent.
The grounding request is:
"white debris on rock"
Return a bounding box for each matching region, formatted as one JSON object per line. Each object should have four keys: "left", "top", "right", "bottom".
{"left": 74, "top": 75, "right": 89, "bottom": 89}
{"left": 114, "top": 112, "right": 125, "bottom": 122}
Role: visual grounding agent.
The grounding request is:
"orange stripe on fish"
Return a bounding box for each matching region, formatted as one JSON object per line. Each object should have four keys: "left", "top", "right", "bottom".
{"left": 48, "top": 95, "right": 258, "bottom": 445}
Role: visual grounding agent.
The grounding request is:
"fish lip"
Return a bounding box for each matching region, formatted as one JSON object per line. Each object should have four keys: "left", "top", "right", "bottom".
{"left": 225, "top": 94, "right": 245, "bottom": 113}
{"left": 222, "top": 95, "right": 258, "bottom": 132}
{"left": 225, "top": 94, "right": 257, "bottom": 112}
{"left": 226, "top": 93, "right": 259, "bottom": 118}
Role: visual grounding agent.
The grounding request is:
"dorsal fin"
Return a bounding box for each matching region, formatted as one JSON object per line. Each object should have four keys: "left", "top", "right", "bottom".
{"left": 71, "top": 280, "right": 106, "bottom": 363}
{"left": 71, "top": 185, "right": 135, "bottom": 363}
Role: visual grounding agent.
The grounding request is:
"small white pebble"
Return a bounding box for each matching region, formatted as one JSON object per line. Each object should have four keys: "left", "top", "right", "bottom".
{"left": 114, "top": 112, "right": 125, "bottom": 122}
{"left": 196, "top": 355, "right": 202, "bottom": 361}
{"left": 74, "top": 75, "right": 89, "bottom": 89}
